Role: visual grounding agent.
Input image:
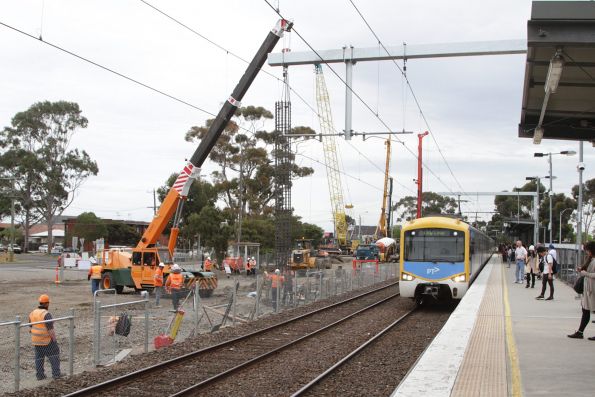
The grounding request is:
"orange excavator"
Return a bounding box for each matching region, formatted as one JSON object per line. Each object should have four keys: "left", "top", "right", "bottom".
{"left": 98, "top": 19, "right": 292, "bottom": 296}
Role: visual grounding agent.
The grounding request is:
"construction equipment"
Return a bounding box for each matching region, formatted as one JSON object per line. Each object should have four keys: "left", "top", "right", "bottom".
{"left": 99, "top": 19, "right": 292, "bottom": 296}
{"left": 375, "top": 138, "right": 391, "bottom": 238}
{"left": 290, "top": 238, "right": 318, "bottom": 270}
{"left": 314, "top": 64, "right": 352, "bottom": 254}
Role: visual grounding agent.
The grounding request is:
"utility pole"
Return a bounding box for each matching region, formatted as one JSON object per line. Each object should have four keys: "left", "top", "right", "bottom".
{"left": 416, "top": 132, "right": 429, "bottom": 219}
{"left": 387, "top": 177, "right": 393, "bottom": 237}
{"left": 548, "top": 153, "right": 553, "bottom": 244}
{"left": 237, "top": 145, "right": 244, "bottom": 258}
{"left": 577, "top": 141, "right": 584, "bottom": 264}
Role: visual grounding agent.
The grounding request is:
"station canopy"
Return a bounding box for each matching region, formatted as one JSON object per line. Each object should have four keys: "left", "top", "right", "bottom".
{"left": 520, "top": 1, "right": 595, "bottom": 144}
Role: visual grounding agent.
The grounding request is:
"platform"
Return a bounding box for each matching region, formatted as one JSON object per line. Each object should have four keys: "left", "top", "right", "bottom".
{"left": 393, "top": 256, "right": 595, "bottom": 397}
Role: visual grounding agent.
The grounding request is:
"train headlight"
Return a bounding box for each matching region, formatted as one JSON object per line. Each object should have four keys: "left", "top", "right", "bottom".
{"left": 452, "top": 274, "right": 466, "bottom": 283}
{"left": 401, "top": 273, "right": 415, "bottom": 281}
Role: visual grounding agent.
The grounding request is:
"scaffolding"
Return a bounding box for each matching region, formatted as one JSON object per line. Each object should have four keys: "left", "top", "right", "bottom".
{"left": 274, "top": 90, "right": 292, "bottom": 270}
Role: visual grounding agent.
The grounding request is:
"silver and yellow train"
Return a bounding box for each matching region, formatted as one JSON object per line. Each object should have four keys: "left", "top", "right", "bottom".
{"left": 399, "top": 216, "right": 494, "bottom": 303}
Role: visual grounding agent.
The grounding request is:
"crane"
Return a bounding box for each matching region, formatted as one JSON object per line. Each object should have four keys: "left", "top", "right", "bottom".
{"left": 375, "top": 138, "right": 391, "bottom": 238}
{"left": 314, "top": 64, "right": 351, "bottom": 253}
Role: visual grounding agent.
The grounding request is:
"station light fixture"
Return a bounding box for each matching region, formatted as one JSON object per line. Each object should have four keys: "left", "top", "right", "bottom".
{"left": 545, "top": 53, "right": 564, "bottom": 94}
{"left": 533, "top": 126, "right": 544, "bottom": 145}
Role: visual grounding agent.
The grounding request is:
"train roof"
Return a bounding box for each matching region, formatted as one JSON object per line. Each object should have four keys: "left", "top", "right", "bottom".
{"left": 402, "top": 216, "right": 469, "bottom": 232}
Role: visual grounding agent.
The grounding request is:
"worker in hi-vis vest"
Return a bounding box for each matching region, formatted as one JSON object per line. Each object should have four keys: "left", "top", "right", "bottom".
{"left": 165, "top": 264, "right": 184, "bottom": 311}
{"left": 29, "top": 294, "right": 61, "bottom": 380}
{"left": 87, "top": 258, "right": 103, "bottom": 295}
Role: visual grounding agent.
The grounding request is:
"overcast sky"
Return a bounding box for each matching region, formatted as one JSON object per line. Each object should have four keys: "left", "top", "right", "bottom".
{"left": 1, "top": 0, "right": 593, "bottom": 232}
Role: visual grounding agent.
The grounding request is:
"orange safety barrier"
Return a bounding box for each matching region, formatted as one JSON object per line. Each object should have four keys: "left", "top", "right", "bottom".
{"left": 54, "top": 266, "right": 60, "bottom": 284}
{"left": 352, "top": 259, "right": 379, "bottom": 273}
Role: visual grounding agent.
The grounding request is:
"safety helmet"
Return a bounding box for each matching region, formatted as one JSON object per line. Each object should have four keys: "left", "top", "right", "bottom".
{"left": 251, "top": 257, "right": 255, "bottom": 260}
{"left": 172, "top": 264, "right": 182, "bottom": 273}
{"left": 529, "top": 245, "right": 535, "bottom": 251}
{"left": 275, "top": 269, "right": 280, "bottom": 274}
{"left": 159, "top": 262, "right": 165, "bottom": 267}
{"left": 39, "top": 294, "right": 50, "bottom": 304}
{"left": 207, "top": 257, "right": 211, "bottom": 260}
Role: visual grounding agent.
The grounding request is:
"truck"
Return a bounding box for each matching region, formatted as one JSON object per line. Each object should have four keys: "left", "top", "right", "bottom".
{"left": 99, "top": 19, "right": 292, "bottom": 297}
{"left": 354, "top": 244, "right": 380, "bottom": 261}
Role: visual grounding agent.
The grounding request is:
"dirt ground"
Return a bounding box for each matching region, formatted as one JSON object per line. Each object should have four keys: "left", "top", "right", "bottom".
{"left": 0, "top": 254, "right": 396, "bottom": 395}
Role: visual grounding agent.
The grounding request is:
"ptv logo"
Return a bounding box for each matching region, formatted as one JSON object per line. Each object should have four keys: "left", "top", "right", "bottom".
{"left": 427, "top": 266, "right": 440, "bottom": 275}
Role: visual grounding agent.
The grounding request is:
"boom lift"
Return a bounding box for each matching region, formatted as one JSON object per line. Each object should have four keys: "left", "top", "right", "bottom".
{"left": 314, "top": 64, "right": 352, "bottom": 254}
{"left": 99, "top": 19, "right": 292, "bottom": 295}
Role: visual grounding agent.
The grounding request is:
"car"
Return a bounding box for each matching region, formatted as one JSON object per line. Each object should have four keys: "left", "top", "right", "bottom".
{"left": 0, "top": 243, "right": 5, "bottom": 252}
{"left": 51, "top": 245, "right": 64, "bottom": 255}
{"left": 10, "top": 244, "right": 21, "bottom": 254}
{"left": 38, "top": 244, "right": 49, "bottom": 253}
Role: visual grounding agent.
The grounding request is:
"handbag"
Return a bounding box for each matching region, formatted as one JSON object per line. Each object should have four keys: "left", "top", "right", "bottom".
{"left": 574, "top": 275, "right": 585, "bottom": 295}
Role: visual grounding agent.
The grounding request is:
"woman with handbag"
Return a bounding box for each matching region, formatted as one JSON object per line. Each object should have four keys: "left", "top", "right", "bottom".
{"left": 525, "top": 245, "right": 538, "bottom": 289}
{"left": 568, "top": 241, "right": 595, "bottom": 339}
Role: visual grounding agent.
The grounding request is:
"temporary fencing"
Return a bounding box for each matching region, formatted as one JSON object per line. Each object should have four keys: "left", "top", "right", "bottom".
{"left": 0, "top": 260, "right": 398, "bottom": 394}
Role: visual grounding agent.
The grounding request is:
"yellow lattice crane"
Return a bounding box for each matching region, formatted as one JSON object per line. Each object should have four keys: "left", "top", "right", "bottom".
{"left": 314, "top": 64, "right": 352, "bottom": 252}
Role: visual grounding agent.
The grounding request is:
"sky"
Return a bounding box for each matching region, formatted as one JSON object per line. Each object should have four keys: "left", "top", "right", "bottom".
{"left": 0, "top": 0, "right": 593, "bottom": 233}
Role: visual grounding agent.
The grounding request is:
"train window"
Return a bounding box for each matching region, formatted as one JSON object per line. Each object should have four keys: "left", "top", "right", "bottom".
{"left": 404, "top": 228, "right": 465, "bottom": 262}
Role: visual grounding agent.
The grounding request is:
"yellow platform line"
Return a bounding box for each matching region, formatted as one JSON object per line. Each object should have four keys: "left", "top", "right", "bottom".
{"left": 501, "top": 264, "right": 523, "bottom": 397}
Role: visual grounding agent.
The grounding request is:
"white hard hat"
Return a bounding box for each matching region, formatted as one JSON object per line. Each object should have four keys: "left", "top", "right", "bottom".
{"left": 207, "top": 257, "right": 211, "bottom": 260}
{"left": 159, "top": 262, "right": 165, "bottom": 267}
{"left": 172, "top": 264, "right": 181, "bottom": 272}
{"left": 251, "top": 256, "right": 255, "bottom": 260}
{"left": 275, "top": 269, "right": 280, "bottom": 274}
{"left": 529, "top": 245, "right": 535, "bottom": 251}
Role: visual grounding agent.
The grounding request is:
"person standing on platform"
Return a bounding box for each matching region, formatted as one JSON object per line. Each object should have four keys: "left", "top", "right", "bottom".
{"left": 548, "top": 243, "right": 557, "bottom": 261}
{"left": 525, "top": 245, "right": 538, "bottom": 288}
{"left": 515, "top": 241, "right": 528, "bottom": 284}
{"left": 507, "top": 245, "right": 514, "bottom": 268}
{"left": 29, "top": 294, "right": 61, "bottom": 380}
{"left": 568, "top": 241, "right": 595, "bottom": 339}
{"left": 154, "top": 262, "right": 165, "bottom": 307}
{"left": 536, "top": 246, "right": 555, "bottom": 300}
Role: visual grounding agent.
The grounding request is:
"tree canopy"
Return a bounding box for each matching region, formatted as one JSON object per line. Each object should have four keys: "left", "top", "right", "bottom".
{"left": 394, "top": 192, "right": 458, "bottom": 222}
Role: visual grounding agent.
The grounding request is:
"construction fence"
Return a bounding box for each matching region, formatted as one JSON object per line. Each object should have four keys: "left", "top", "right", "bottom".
{"left": 0, "top": 261, "right": 398, "bottom": 394}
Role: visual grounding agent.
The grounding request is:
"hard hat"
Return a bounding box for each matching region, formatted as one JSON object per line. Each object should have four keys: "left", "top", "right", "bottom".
{"left": 529, "top": 245, "right": 535, "bottom": 251}
{"left": 39, "top": 294, "right": 50, "bottom": 304}
{"left": 159, "top": 262, "right": 165, "bottom": 267}
{"left": 275, "top": 269, "right": 280, "bottom": 274}
{"left": 251, "top": 257, "right": 255, "bottom": 260}
{"left": 172, "top": 264, "right": 181, "bottom": 273}
{"left": 207, "top": 257, "right": 211, "bottom": 260}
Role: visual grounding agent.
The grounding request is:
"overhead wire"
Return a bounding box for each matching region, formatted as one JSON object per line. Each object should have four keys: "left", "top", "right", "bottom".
{"left": 346, "top": 0, "right": 480, "bottom": 212}
{"left": 262, "top": 0, "right": 461, "bottom": 198}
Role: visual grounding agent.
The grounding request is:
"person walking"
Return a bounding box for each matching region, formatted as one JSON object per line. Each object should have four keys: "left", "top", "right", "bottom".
{"left": 29, "top": 294, "right": 61, "bottom": 380}
{"left": 536, "top": 246, "right": 555, "bottom": 300}
{"left": 515, "top": 241, "right": 528, "bottom": 284}
{"left": 568, "top": 241, "right": 595, "bottom": 339}
{"left": 87, "top": 259, "right": 103, "bottom": 295}
{"left": 525, "top": 245, "right": 538, "bottom": 288}
{"left": 507, "top": 245, "right": 514, "bottom": 268}
{"left": 165, "top": 264, "right": 184, "bottom": 311}
{"left": 154, "top": 262, "right": 165, "bottom": 307}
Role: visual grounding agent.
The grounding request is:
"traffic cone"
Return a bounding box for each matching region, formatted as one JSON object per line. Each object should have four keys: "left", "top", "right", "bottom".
{"left": 55, "top": 266, "right": 60, "bottom": 285}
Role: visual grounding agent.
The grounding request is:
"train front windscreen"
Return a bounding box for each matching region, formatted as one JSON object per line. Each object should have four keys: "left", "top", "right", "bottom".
{"left": 404, "top": 228, "right": 465, "bottom": 263}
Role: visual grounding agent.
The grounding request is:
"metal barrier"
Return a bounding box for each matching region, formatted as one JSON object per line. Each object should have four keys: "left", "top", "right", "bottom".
{"left": 556, "top": 247, "right": 581, "bottom": 286}
{"left": 93, "top": 290, "right": 149, "bottom": 366}
{"left": 0, "top": 310, "right": 75, "bottom": 393}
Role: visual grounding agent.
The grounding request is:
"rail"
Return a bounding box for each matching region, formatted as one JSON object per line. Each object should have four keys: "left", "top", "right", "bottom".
{"left": 65, "top": 281, "right": 398, "bottom": 396}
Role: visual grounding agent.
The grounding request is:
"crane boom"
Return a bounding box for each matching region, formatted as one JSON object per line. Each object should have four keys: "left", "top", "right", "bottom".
{"left": 314, "top": 64, "right": 349, "bottom": 248}
{"left": 138, "top": 19, "right": 291, "bottom": 250}
{"left": 375, "top": 138, "right": 391, "bottom": 238}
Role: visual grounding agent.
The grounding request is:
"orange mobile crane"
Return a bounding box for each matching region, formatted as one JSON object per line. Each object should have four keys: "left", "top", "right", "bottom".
{"left": 99, "top": 19, "right": 292, "bottom": 296}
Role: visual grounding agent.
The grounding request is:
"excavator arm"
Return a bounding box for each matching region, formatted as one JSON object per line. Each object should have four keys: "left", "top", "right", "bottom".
{"left": 136, "top": 19, "right": 292, "bottom": 251}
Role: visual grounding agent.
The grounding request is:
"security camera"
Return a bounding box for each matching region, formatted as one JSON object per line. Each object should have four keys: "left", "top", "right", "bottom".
{"left": 578, "top": 162, "right": 586, "bottom": 171}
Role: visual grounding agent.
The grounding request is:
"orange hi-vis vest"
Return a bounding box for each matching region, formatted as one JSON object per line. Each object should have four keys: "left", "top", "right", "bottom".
{"left": 29, "top": 309, "right": 51, "bottom": 346}
{"left": 89, "top": 264, "right": 102, "bottom": 280}
{"left": 270, "top": 274, "right": 284, "bottom": 288}
{"left": 154, "top": 268, "right": 164, "bottom": 287}
{"left": 168, "top": 273, "right": 184, "bottom": 289}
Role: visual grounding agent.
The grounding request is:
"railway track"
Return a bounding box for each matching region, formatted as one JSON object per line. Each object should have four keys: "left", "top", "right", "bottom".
{"left": 65, "top": 281, "right": 399, "bottom": 397}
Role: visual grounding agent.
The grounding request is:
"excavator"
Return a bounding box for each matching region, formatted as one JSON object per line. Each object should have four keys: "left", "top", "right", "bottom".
{"left": 98, "top": 19, "right": 292, "bottom": 296}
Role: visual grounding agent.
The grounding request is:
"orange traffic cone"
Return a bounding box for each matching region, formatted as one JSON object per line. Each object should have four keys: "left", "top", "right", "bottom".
{"left": 55, "top": 266, "right": 60, "bottom": 285}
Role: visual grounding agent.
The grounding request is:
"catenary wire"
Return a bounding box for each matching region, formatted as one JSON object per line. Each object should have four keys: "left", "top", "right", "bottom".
{"left": 262, "top": 0, "right": 461, "bottom": 198}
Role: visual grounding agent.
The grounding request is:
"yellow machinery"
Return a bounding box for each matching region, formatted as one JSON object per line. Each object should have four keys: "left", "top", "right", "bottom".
{"left": 315, "top": 64, "right": 352, "bottom": 254}
{"left": 290, "top": 239, "right": 317, "bottom": 270}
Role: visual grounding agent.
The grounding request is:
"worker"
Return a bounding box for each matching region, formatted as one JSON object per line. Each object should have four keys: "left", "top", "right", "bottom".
{"left": 266, "top": 269, "right": 285, "bottom": 311}
{"left": 204, "top": 257, "right": 212, "bottom": 272}
{"left": 29, "top": 294, "right": 61, "bottom": 380}
{"left": 154, "top": 262, "right": 165, "bottom": 307}
{"left": 248, "top": 257, "right": 256, "bottom": 275}
{"left": 165, "top": 264, "right": 184, "bottom": 311}
{"left": 87, "top": 258, "right": 103, "bottom": 295}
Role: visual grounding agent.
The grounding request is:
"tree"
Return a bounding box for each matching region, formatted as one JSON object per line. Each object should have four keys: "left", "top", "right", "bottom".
{"left": 106, "top": 223, "right": 141, "bottom": 246}
{"left": 395, "top": 192, "right": 458, "bottom": 221}
{"left": 0, "top": 101, "right": 98, "bottom": 251}
{"left": 184, "top": 206, "right": 232, "bottom": 263}
{"left": 572, "top": 178, "right": 595, "bottom": 241}
{"left": 72, "top": 212, "right": 107, "bottom": 243}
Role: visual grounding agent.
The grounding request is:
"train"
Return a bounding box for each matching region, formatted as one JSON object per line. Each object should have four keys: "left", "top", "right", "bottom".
{"left": 399, "top": 216, "right": 494, "bottom": 303}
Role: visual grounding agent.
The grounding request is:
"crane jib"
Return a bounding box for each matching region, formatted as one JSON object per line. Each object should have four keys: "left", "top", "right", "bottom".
{"left": 188, "top": 19, "right": 292, "bottom": 169}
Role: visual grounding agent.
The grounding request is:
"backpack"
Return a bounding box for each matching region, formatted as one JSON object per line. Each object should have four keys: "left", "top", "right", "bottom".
{"left": 115, "top": 312, "right": 132, "bottom": 337}
{"left": 539, "top": 255, "right": 558, "bottom": 274}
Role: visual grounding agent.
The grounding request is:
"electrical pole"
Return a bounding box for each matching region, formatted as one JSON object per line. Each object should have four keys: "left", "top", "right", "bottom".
{"left": 577, "top": 141, "right": 584, "bottom": 264}
{"left": 548, "top": 153, "right": 553, "bottom": 244}
{"left": 416, "top": 131, "right": 429, "bottom": 219}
